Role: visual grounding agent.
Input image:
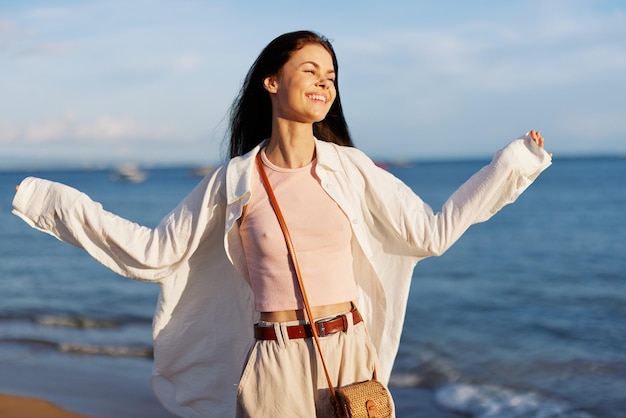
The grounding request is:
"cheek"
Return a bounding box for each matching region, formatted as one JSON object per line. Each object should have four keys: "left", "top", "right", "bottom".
{"left": 329, "top": 89, "right": 338, "bottom": 106}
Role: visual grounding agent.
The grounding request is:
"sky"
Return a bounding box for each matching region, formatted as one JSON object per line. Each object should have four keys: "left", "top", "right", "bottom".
{"left": 1, "top": 0, "right": 625, "bottom": 168}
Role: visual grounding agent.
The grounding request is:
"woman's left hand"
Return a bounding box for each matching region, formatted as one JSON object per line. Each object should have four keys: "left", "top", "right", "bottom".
{"left": 529, "top": 130, "right": 552, "bottom": 157}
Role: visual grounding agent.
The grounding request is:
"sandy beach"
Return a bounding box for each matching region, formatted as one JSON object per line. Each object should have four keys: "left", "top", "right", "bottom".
{"left": 0, "top": 393, "right": 92, "bottom": 418}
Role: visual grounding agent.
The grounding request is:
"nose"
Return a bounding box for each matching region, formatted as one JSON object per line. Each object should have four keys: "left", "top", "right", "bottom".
{"left": 316, "top": 77, "right": 330, "bottom": 89}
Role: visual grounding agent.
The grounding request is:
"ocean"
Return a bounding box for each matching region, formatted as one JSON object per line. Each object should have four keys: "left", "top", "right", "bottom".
{"left": 0, "top": 156, "right": 624, "bottom": 418}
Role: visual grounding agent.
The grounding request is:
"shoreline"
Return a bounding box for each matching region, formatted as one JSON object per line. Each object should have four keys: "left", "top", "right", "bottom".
{"left": 0, "top": 343, "right": 175, "bottom": 418}
{"left": 0, "top": 341, "right": 460, "bottom": 418}
{"left": 0, "top": 389, "right": 462, "bottom": 418}
{"left": 0, "top": 386, "right": 461, "bottom": 418}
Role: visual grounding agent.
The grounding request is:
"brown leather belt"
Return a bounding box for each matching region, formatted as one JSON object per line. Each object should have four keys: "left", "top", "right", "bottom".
{"left": 254, "top": 308, "right": 363, "bottom": 340}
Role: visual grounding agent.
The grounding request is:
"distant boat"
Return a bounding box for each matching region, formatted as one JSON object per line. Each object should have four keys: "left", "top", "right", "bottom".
{"left": 388, "top": 159, "right": 414, "bottom": 169}
{"left": 189, "top": 166, "right": 214, "bottom": 178}
{"left": 110, "top": 164, "right": 147, "bottom": 183}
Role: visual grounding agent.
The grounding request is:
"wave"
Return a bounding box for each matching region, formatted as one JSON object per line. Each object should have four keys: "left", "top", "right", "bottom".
{"left": 388, "top": 350, "right": 599, "bottom": 418}
{"left": 59, "top": 342, "right": 153, "bottom": 358}
{"left": 434, "top": 383, "right": 595, "bottom": 418}
{"left": 0, "top": 337, "right": 153, "bottom": 359}
{"left": 34, "top": 315, "right": 120, "bottom": 328}
{"left": 0, "top": 313, "right": 150, "bottom": 329}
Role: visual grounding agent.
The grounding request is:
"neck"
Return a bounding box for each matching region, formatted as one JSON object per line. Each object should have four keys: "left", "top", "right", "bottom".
{"left": 265, "top": 119, "right": 316, "bottom": 168}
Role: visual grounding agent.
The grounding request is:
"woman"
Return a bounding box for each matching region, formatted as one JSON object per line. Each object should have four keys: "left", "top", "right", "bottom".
{"left": 12, "top": 31, "right": 551, "bottom": 417}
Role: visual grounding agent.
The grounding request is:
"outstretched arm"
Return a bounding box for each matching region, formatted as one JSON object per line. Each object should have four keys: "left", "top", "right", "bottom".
{"left": 410, "top": 130, "right": 552, "bottom": 256}
{"left": 357, "top": 130, "right": 552, "bottom": 259}
{"left": 12, "top": 168, "right": 225, "bottom": 282}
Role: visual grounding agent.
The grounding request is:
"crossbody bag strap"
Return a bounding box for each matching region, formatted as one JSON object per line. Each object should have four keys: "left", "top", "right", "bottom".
{"left": 255, "top": 151, "right": 338, "bottom": 399}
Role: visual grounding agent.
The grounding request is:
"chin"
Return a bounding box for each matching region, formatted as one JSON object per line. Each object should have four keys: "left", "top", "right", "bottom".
{"left": 311, "top": 112, "right": 331, "bottom": 123}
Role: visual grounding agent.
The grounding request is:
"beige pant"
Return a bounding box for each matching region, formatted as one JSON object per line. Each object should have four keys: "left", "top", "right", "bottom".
{"left": 236, "top": 311, "right": 393, "bottom": 417}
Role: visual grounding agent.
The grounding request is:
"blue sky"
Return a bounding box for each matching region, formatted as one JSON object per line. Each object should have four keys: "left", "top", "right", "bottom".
{"left": 1, "top": 0, "right": 625, "bottom": 167}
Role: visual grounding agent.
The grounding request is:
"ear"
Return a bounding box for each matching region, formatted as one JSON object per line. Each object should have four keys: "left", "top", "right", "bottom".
{"left": 263, "top": 75, "right": 278, "bottom": 94}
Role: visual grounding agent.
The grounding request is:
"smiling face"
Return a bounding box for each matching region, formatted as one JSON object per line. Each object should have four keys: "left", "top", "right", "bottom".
{"left": 263, "top": 43, "right": 337, "bottom": 125}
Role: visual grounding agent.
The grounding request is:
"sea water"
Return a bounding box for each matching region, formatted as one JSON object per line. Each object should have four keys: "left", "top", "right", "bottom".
{"left": 0, "top": 156, "right": 624, "bottom": 417}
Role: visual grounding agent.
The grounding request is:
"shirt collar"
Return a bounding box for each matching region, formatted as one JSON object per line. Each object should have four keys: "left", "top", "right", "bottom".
{"left": 314, "top": 138, "right": 342, "bottom": 172}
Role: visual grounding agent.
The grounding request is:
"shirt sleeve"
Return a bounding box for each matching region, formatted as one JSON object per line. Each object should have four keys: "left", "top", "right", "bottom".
{"left": 12, "top": 169, "right": 224, "bottom": 282}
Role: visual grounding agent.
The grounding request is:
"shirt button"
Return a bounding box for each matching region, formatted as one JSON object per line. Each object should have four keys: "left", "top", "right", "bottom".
{"left": 352, "top": 219, "right": 358, "bottom": 224}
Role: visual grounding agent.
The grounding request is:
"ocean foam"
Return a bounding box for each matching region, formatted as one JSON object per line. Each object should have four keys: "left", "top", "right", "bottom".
{"left": 435, "top": 383, "right": 595, "bottom": 418}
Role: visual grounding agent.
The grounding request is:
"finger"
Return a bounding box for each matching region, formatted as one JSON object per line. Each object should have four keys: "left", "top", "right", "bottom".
{"left": 529, "top": 130, "right": 543, "bottom": 147}
{"left": 15, "top": 185, "right": 19, "bottom": 191}
{"left": 536, "top": 135, "right": 543, "bottom": 147}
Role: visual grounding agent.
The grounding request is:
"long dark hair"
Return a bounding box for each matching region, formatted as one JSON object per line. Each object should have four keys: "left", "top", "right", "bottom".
{"left": 228, "top": 30, "right": 353, "bottom": 158}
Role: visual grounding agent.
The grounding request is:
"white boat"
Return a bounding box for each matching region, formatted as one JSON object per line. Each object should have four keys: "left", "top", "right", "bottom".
{"left": 110, "top": 164, "right": 147, "bottom": 183}
{"left": 189, "top": 165, "right": 214, "bottom": 178}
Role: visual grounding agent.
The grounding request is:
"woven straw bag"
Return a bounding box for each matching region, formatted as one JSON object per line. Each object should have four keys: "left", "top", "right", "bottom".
{"left": 332, "top": 379, "right": 392, "bottom": 417}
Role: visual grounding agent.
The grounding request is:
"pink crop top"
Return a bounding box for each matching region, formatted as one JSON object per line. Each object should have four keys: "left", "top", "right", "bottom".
{"left": 239, "top": 149, "right": 358, "bottom": 312}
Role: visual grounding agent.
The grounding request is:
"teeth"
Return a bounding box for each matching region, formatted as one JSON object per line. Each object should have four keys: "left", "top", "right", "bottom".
{"left": 307, "top": 94, "right": 326, "bottom": 103}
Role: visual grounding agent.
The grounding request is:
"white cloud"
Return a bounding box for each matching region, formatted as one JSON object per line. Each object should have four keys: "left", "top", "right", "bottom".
{"left": 0, "top": 112, "right": 179, "bottom": 143}
{"left": 0, "top": 120, "right": 21, "bottom": 142}
{"left": 0, "top": 19, "right": 28, "bottom": 50}
{"left": 0, "top": 20, "right": 14, "bottom": 33}
{"left": 23, "top": 112, "right": 77, "bottom": 142}
{"left": 22, "top": 5, "right": 75, "bottom": 20}
{"left": 15, "top": 42, "right": 70, "bottom": 57}
{"left": 337, "top": 6, "right": 626, "bottom": 151}
{"left": 172, "top": 53, "right": 202, "bottom": 73}
{"left": 0, "top": 17, "right": 70, "bottom": 58}
{"left": 342, "top": 6, "right": 626, "bottom": 94}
